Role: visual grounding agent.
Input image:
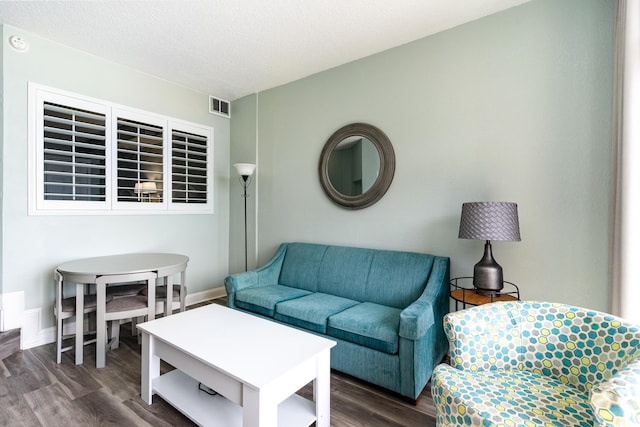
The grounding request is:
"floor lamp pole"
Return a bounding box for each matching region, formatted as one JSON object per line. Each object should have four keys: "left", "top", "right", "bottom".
{"left": 240, "top": 175, "right": 250, "bottom": 271}
{"left": 233, "top": 163, "right": 256, "bottom": 273}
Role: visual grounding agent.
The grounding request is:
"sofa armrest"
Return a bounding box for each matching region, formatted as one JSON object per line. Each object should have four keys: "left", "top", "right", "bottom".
{"left": 591, "top": 356, "right": 640, "bottom": 426}
{"left": 399, "top": 256, "right": 449, "bottom": 340}
{"left": 224, "top": 243, "right": 288, "bottom": 306}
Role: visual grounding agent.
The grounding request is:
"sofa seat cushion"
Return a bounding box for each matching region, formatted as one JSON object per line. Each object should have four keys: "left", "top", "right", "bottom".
{"left": 235, "top": 285, "right": 311, "bottom": 317}
{"left": 327, "top": 302, "right": 401, "bottom": 354}
{"left": 274, "top": 292, "right": 359, "bottom": 334}
{"left": 432, "top": 365, "right": 592, "bottom": 426}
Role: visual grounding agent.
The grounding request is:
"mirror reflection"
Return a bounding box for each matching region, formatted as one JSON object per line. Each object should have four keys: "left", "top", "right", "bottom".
{"left": 327, "top": 137, "right": 380, "bottom": 196}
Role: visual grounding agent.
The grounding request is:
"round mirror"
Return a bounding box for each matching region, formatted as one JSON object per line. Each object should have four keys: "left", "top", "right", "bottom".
{"left": 319, "top": 123, "right": 395, "bottom": 209}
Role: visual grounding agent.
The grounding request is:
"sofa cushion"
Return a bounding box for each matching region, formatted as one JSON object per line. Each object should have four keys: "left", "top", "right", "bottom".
{"left": 279, "top": 243, "right": 328, "bottom": 292}
{"left": 317, "top": 246, "right": 374, "bottom": 301}
{"left": 235, "top": 285, "right": 311, "bottom": 317}
{"left": 327, "top": 302, "right": 401, "bottom": 354}
{"left": 432, "top": 365, "right": 592, "bottom": 426}
{"left": 366, "top": 251, "right": 434, "bottom": 308}
{"left": 274, "top": 292, "right": 359, "bottom": 334}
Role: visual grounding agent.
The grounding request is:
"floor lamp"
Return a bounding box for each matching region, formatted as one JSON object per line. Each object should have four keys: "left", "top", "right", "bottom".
{"left": 233, "top": 163, "right": 256, "bottom": 271}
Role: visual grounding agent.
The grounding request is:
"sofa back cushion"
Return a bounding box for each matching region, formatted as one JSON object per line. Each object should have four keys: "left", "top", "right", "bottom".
{"left": 279, "top": 242, "right": 327, "bottom": 292}
{"left": 366, "top": 250, "right": 435, "bottom": 308}
{"left": 279, "top": 243, "right": 434, "bottom": 309}
{"left": 317, "top": 245, "right": 375, "bottom": 302}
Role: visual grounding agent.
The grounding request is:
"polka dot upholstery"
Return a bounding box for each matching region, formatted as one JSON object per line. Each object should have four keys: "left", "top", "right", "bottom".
{"left": 431, "top": 301, "right": 640, "bottom": 426}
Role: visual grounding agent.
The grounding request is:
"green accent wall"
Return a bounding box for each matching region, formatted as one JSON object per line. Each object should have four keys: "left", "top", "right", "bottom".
{"left": 232, "top": 0, "right": 615, "bottom": 310}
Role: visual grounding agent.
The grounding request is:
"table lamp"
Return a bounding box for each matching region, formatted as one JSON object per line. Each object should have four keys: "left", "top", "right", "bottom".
{"left": 134, "top": 182, "right": 157, "bottom": 202}
{"left": 458, "top": 202, "right": 521, "bottom": 295}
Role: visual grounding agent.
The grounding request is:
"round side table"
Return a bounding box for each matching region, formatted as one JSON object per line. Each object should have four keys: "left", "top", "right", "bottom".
{"left": 450, "top": 277, "right": 520, "bottom": 310}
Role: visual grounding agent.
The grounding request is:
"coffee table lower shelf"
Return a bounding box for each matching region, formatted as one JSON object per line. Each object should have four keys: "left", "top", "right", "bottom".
{"left": 153, "top": 369, "right": 316, "bottom": 427}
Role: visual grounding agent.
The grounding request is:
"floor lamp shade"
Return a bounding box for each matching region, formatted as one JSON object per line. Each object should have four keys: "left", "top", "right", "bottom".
{"left": 458, "top": 202, "right": 521, "bottom": 294}
{"left": 233, "top": 163, "right": 256, "bottom": 179}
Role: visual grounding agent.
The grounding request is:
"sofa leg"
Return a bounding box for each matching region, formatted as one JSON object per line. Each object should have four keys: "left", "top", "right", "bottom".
{"left": 401, "top": 395, "right": 419, "bottom": 406}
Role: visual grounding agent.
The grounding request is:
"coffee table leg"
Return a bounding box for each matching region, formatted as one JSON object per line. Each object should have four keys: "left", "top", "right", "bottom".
{"left": 141, "top": 332, "right": 160, "bottom": 404}
{"left": 314, "top": 349, "right": 331, "bottom": 427}
{"left": 243, "top": 385, "right": 277, "bottom": 427}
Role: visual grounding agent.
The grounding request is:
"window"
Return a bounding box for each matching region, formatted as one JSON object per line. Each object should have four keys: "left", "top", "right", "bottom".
{"left": 43, "top": 101, "right": 107, "bottom": 202}
{"left": 29, "top": 84, "right": 214, "bottom": 214}
{"left": 171, "top": 128, "right": 209, "bottom": 204}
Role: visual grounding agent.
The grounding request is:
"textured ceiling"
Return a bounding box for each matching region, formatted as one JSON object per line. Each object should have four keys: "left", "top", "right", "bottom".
{"left": 0, "top": 0, "right": 530, "bottom": 101}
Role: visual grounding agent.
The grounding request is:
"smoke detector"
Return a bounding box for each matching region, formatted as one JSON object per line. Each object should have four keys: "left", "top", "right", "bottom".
{"left": 8, "top": 35, "right": 28, "bottom": 52}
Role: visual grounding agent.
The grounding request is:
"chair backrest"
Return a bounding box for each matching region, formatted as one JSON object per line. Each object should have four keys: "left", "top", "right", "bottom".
{"left": 95, "top": 271, "right": 158, "bottom": 320}
{"left": 54, "top": 269, "right": 64, "bottom": 316}
{"left": 445, "top": 301, "right": 640, "bottom": 394}
{"left": 515, "top": 302, "right": 640, "bottom": 393}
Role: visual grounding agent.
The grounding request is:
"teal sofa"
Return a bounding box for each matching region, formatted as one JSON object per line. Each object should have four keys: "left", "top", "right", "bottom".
{"left": 224, "top": 242, "right": 450, "bottom": 400}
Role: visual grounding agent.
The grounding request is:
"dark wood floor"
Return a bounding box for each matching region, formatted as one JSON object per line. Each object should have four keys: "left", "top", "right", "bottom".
{"left": 0, "top": 300, "right": 437, "bottom": 426}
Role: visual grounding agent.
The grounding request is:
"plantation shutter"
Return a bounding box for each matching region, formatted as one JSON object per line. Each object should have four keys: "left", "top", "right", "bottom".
{"left": 116, "top": 117, "right": 164, "bottom": 203}
{"left": 42, "top": 102, "right": 107, "bottom": 201}
{"left": 31, "top": 84, "right": 214, "bottom": 214}
{"left": 171, "top": 129, "right": 208, "bottom": 204}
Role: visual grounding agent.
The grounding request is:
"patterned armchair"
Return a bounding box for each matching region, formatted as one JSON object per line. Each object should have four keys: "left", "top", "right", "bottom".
{"left": 431, "top": 301, "right": 640, "bottom": 426}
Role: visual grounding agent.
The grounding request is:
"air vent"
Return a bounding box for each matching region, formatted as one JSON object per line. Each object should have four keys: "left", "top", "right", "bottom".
{"left": 209, "top": 95, "right": 230, "bottom": 118}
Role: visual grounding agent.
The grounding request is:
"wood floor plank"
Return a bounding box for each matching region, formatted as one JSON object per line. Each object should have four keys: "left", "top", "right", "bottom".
{"left": 323, "top": 372, "right": 434, "bottom": 427}
{"left": 29, "top": 345, "right": 102, "bottom": 401}
{"left": 2, "top": 350, "right": 54, "bottom": 395}
{"left": 0, "top": 358, "right": 10, "bottom": 378}
{"left": 70, "top": 387, "right": 155, "bottom": 426}
{"left": 123, "top": 396, "right": 196, "bottom": 427}
{"left": 0, "top": 328, "right": 21, "bottom": 360}
{"left": 0, "top": 375, "right": 41, "bottom": 426}
{"left": 23, "top": 382, "right": 97, "bottom": 427}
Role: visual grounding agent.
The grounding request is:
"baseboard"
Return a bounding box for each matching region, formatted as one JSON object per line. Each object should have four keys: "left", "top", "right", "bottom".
{"left": 1, "top": 291, "right": 25, "bottom": 331}
{"left": 185, "top": 286, "right": 227, "bottom": 306}
{"left": 20, "top": 286, "right": 227, "bottom": 350}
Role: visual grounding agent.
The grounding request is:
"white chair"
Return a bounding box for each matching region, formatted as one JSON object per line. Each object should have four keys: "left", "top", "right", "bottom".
{"left": 53, "top": 270, "right": 114, "bottom": 364}
{"left": 95, "top": 271, "right": 158, "bottom": 368}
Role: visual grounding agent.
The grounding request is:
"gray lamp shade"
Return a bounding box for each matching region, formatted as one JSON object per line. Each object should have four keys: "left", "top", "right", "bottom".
{"left": 458, "top": 202, "right": 521, "bottom": 241}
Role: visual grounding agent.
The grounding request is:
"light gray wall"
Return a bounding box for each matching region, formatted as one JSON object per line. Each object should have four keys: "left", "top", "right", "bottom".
{"left": 0, "top": 28, "right": 4, "bottom": 298}
{"left": 2, "top": 24, "right": 231, "bottom": 328}
{"left": 229, "top": 94, "right": 258, "bottom": 273}
{"left": 233, "top": 0, "right": 615, "bottom": 311}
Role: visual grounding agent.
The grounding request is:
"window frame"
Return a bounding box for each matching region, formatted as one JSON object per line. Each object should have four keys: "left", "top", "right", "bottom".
{"left": 28, "top": 83, "right": 214, "bottom": 215}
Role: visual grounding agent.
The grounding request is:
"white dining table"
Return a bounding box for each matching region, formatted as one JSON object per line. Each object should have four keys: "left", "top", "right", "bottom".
{"left": 56, "top": 252, "right": 189, "bottom": 366}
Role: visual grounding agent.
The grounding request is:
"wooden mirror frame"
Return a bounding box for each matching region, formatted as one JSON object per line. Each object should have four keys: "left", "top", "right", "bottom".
{"left": 319, "top": 123, "right": 395, "bottom": 210}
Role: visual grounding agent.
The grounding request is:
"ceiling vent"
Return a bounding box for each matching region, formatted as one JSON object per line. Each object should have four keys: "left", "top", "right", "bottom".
{"left": 209, "top": 95, "right": 230, "bottom": 118}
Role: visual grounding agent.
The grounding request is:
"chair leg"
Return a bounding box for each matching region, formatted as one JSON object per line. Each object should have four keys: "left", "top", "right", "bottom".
{"left": 135, "top": 316, "right": 145, "bottom": 344}
{"left": 180, "top": 285, "right": 187, "bottom": 312}
{"left": 56, "top": 315, "right": 63, "bottom": 364}
{"left": 110, "top": 320, "right": 121, "bottom": 350}
{"left": 87, "top": 310, "right": 97, "bottom": 332}
{"left": 131, "top": 317, "right": 138, "bottom": 336}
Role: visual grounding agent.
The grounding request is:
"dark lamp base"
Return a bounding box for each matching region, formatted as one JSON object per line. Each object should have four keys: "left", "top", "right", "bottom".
{"left": 472, "top": 240, "right": 504, "bottom": 295}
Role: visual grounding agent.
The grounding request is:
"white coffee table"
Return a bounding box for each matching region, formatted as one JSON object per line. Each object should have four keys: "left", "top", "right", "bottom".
{"left": 137, "top": 304, "right": 336, "bottom": 427}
